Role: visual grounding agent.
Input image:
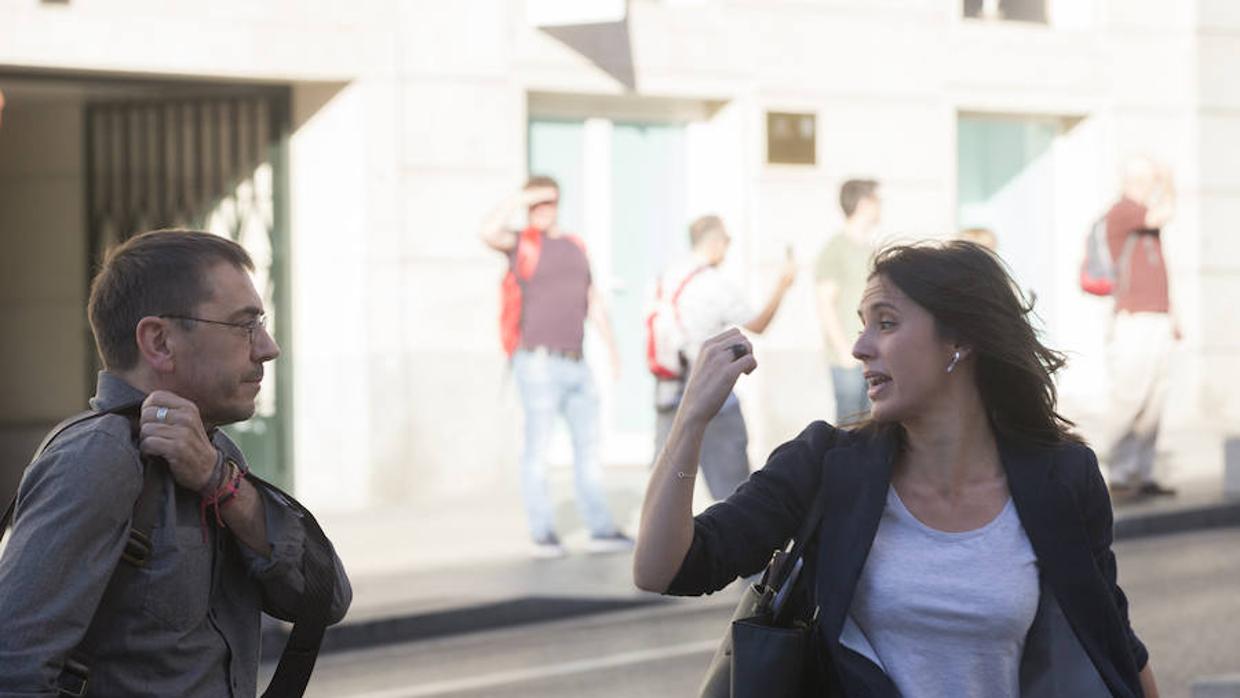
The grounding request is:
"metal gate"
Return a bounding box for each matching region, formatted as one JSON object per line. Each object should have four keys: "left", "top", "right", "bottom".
{"left": 84, "top": 91, "right": 292, "bottom": 485}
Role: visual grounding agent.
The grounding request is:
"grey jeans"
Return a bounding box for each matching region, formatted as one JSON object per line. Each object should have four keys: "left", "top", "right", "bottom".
{"left": 654, "top": 391, "right": 750, "bottom": 501}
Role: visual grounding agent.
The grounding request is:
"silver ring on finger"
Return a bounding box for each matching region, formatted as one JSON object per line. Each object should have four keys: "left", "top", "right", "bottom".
{"left": 155, "top": 406, "right": 170, "bottom": 423}
{"left": 729, "top": 343, "right": 750, "bottom": 361}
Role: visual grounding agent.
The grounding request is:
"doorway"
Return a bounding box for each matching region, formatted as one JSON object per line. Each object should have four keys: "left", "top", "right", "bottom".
{"left": 527, "top": 117, "right": 688, "bottom": 466}
{"left": 0, "top": 73, "right": 293, "bottom": 500}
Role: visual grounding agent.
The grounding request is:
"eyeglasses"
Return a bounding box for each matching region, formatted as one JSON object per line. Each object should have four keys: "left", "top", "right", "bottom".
{"left": 161, "top": 313, "right": 268, "bottom": 344}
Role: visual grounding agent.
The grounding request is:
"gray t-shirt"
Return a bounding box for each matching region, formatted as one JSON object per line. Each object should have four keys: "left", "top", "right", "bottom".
{"left": 510, "top": 233, "right": 592, "bottom": 354}
{"left": 844, "top": 486, "right": 1039, "bottom": 698}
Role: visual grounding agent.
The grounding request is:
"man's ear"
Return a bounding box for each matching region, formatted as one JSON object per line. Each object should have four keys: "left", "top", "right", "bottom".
{"left": 135, "top": 317, "right": 176, "bottom": 374}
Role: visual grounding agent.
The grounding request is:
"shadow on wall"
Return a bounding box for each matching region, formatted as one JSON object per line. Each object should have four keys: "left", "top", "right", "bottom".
{"left": 540, "top": 20, "right": 636, "bottom": 91}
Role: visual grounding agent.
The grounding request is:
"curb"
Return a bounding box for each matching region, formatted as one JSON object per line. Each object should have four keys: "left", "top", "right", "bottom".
{"left": 1113, "top": 498, "right": 1240, "bottom": 540}
{"left": 1193, "top": 674, "right": 1240, "bottom": 698}
{"left": 261, "top": 595, "right": 669, "bottom": 663}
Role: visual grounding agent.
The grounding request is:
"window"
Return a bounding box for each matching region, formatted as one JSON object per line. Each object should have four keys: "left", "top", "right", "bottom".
{"left": 766, "top": 111, "right": 816, "bottom": 165}
{"left": 963, "top": 0, "right": 1047, "bottom": 24}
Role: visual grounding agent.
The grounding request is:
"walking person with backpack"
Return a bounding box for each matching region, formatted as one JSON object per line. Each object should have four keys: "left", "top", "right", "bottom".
{"left": 1095, "top": 157, "right": 1180, "bottom": 501}
{"left": 649, "top": 215, "right": 797, "bottom": 500}
{"left": 0, "top": 230, "right": 351, "bottom": 697}
{"left": 480, "top": 176, "right": 632, "bottom": 559}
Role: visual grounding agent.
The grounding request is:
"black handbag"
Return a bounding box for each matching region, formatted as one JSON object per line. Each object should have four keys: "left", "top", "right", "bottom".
{"left": 698, "top": 455, "right": 833, "bottom": 698}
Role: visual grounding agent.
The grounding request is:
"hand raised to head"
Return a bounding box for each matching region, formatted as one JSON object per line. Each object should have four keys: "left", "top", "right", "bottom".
{"left": 520, "top": 186, "right": 559, "bottom": 207}
{"left": 139, "top": 391, "right": 219, "bottom": 493}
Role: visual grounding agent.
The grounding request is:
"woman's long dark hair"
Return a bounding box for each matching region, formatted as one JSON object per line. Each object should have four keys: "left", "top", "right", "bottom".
{"left": 864, "top": 241, "right": 1082, "bottom": 446}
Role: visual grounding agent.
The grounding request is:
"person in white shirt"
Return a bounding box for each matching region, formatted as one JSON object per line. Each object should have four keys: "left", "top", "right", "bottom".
{"left": 652, "top": 215, "right": 796, "bottom": 500}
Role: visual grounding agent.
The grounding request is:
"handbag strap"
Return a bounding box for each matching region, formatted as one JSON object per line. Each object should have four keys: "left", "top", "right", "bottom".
{"left": 766, "top": 427, "right": 837, "bottom": 595}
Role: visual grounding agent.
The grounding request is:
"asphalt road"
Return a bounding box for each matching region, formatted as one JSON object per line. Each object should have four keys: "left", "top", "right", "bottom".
{"left": 294, "top": 526, "right": 1240, "bottom": 698}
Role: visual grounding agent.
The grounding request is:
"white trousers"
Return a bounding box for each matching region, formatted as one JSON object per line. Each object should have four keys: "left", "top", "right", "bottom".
{"left": 1101, "top": 312, "right": 1173, "bottom": 485}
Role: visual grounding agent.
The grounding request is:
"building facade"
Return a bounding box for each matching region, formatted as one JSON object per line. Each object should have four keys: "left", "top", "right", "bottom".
{"left": 2, "top": 0, "right": 1237, "bottom": 513}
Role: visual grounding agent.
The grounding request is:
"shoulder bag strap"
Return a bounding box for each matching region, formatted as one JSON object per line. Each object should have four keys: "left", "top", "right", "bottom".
{"left": 773, "top": 446, "right": 833, "bottom": 592}
{"left": 763, "top": 443, "right": 836, "bottom": 626}
{"left": 248, "top": 472, "right": 338, "bottom": 698}
{"left": 767, "top": 427, "right": 838, "bottom": 597}
{"left": 670, "top": 265, "right": 708, "bottom": 330}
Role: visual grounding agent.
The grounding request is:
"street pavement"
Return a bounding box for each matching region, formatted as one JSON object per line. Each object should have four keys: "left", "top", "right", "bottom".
{"left": 285, "top": 526, "right": 1240, "bottom": 698}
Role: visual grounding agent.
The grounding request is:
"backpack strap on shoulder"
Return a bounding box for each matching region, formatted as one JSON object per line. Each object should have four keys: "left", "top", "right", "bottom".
{"left": 101, "top": 400, "right": 164, "bottom": 568}
{"left": 0, "top": 399, "right": 165, "bottom": 565}
{"left": 514, "top": 226, "right": 544, "bottom": 281}
{"left": 2, "top": 409, "right": 107, "bottom": 534}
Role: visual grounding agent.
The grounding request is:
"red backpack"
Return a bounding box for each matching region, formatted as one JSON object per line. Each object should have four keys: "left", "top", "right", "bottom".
{"left": 499, "top": 227, "right": 586, "bottom": 358}
{"left": 645, "top": 266, "right": 707, "bottom": 379}
{"left": 1079, "top": 215, "right": 1137, "bottom": 297}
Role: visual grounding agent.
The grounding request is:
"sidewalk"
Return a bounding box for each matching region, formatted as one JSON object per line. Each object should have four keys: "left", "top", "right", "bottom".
{"left": 273, "top": 449, "right": 1240, "bottom": 661}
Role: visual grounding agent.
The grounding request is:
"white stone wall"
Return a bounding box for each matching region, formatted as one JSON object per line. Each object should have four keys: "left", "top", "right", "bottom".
{"left": 1195, "top": 0, "right": 1240, "bottom": 426}
{"left": 0, "top": 0, "right": 1234, "bottom": 510}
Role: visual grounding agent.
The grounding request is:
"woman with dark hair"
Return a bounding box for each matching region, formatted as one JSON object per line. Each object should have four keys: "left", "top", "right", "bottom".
{"left": 634, "top": 241, "right": 1158, "bottom": 697}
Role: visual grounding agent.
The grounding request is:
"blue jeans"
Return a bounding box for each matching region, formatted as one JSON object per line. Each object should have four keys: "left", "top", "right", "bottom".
{"left": 831, "top": 365, "right": 870, "bottom": 425}
{"left": 513, "top": 350, "right": 617, "bottom": 541}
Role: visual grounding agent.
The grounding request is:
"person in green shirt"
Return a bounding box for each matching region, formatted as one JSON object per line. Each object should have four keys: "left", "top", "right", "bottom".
{"left": 815, "top": 178, "right": 881, "bottom": 424}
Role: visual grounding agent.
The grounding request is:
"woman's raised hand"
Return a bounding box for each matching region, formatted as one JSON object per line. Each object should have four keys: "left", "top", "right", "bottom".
{"left": 679, "top": 328, "right": 758, "bottom": 426}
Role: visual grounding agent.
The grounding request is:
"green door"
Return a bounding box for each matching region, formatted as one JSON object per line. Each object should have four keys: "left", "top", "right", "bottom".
{"left": 608, "top": 122, "right": 687, "bottom": 452}
{"left": 527, "top": 117, "right": 687, "bottom": 464}
{"left": 957, "top": 114, "right": 1059, "bottom": 305}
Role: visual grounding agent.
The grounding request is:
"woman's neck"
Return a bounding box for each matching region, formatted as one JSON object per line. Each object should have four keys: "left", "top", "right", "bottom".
{"left": 897, "top": 387, "right": 1002, "bottom": 494}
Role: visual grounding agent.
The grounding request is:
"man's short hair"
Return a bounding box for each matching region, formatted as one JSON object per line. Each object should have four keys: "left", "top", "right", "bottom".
{"left": 688, "top": 215, "right": 726, "bottom": 248}
{"left": 87, "top": 230, "right": 254, "bottom": 370}
{"left": 839, "top": 179, "right": 879, "bottom": 217}
{"left": 524, "top": 174, "right": 560, "bottom": 193}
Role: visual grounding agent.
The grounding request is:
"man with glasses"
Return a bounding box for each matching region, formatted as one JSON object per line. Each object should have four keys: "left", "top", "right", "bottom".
{"left": 0, "top": 229, "right": 351, "bottom": 696}
{"left": 480, "top": 176, "right": 631, "bottom": 559}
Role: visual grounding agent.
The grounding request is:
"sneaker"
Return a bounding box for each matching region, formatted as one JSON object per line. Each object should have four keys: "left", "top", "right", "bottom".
{"left": 1108, "top": 482, "right": 1142, "bottom": 503}
{"left": 531, "top": 534, "right": 567, "bottom": 560}
{"left": 585, "top": 531, "right": 635, "bottom": 555}
{"left": 1137, "top": 481, "right": 1177, "bottom": 497}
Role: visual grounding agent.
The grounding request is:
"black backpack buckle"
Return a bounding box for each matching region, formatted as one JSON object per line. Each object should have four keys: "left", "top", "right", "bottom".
{"left": 57, "top": 657, "right": 90, "bottom": 697}
{"left": 121, "top": 528, "right": 153, "bottom": 567}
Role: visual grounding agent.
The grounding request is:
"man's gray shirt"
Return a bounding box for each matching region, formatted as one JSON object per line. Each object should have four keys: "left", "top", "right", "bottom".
{"left": 0, "top": 372, "right": 352, "bottom": 697}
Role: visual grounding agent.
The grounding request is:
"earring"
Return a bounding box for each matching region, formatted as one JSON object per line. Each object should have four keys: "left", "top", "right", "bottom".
{"left": 946, "top": 350, "right": 961, "bottom": 374}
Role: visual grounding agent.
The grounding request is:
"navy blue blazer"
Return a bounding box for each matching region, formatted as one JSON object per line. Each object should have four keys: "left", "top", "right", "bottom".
{"left": 668, "top": 422, "right": 1149, "bottom": 697}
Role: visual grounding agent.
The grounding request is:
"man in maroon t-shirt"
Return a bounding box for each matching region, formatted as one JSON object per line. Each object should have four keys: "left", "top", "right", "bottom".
{"left": 1100, "top": 157, "right": 1180, "bottom": 500}
{"left": 480, "top": 176, "right": 630, "bottom": 558}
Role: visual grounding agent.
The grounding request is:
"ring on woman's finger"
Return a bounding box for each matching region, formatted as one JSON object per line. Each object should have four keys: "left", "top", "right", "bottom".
{"left": 728, "top": 343, "right": 750, "bottom": 361}
{"left": 155, "top": 406, "right": 169, "bottom": 423}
